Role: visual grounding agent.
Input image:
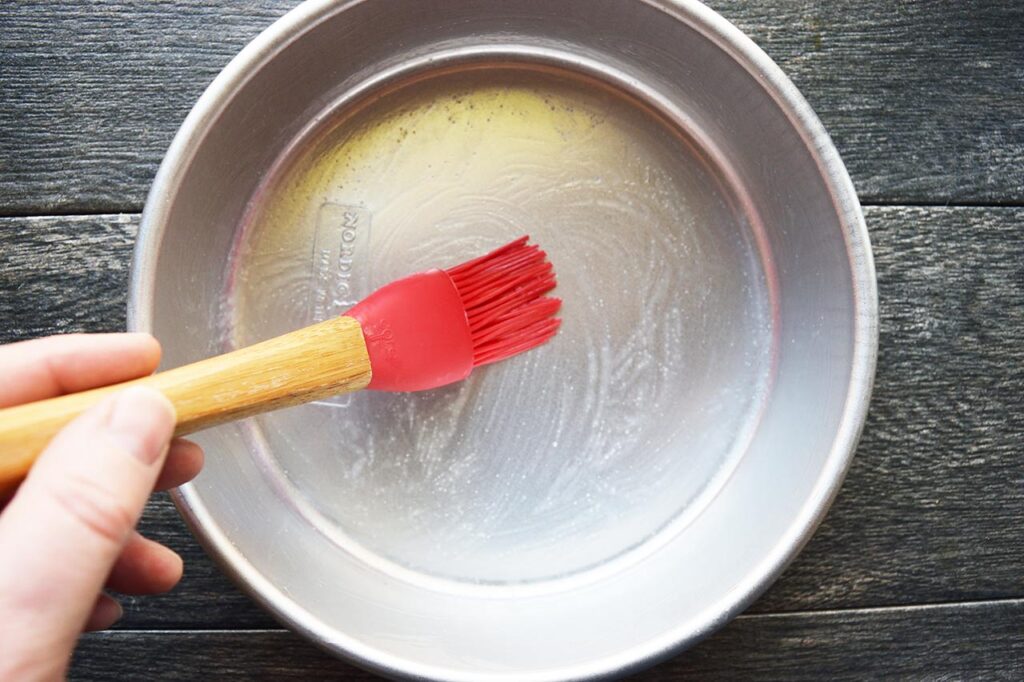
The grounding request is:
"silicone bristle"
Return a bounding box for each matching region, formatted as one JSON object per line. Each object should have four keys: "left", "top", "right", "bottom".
{"left": 445, "top": 236, "right": 562, "bottom": 367}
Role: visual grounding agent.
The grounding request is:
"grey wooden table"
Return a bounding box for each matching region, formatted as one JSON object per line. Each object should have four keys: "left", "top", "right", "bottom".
{"left": 2, "top": 1, "right": 1022, "bottom": 679}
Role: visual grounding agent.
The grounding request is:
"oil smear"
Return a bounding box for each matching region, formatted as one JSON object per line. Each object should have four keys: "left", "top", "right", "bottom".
{"left": 227, "top": 68, "right": 773, "bottom": 586}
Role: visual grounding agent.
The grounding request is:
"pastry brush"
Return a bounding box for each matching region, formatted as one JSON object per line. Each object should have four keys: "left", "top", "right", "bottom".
{"left": 0, "top": 236, "right": 560, "bottom": 491}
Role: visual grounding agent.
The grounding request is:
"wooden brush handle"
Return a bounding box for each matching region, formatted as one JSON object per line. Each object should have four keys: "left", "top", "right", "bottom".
{"left": 0, "top": 316, "right": 372, "bottom": 490}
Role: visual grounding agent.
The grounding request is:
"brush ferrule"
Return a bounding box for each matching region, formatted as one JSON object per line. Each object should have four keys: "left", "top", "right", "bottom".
{"left": 347, "top": 270, "right": 474, "bottom": 391}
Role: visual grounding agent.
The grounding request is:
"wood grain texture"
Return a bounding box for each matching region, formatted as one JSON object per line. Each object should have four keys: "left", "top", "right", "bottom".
{"left": 70, "top": 600, "right": 1024, "bottom": 680}
{"left": 710, "top": 0, "right": 1024, "bottom": 206}
{"left": 0, "top": 0, "right": 293, "bottom": 215}
{"left": 2, "top": 0, "right": 1022, "bottom": 214}
{"left": 0, "top": 316, "right": 372, "bottom": 489}
{"left": 1, "top": 206, "right": 1020, "bottom": 631}
{"left": 0, "top": 214, "right": 136, "bottom": 340}
{"left": 752, "top": 204, "right": 1024, "bottom": 613}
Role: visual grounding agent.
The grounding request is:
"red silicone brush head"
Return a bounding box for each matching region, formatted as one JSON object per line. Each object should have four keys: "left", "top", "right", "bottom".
{"left": 445, "top": 236, "right": 561, "bottom": 368}
{"left": 348, "top": 236, "right": 561, "bottom": 392}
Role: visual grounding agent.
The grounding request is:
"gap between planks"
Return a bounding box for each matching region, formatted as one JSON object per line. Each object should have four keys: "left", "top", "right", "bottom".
{"left": 5, "top": 199, "right": 1024, "bottom": 221}
{"left": 96, "top": 596, "right": 1024, "bottom": 633}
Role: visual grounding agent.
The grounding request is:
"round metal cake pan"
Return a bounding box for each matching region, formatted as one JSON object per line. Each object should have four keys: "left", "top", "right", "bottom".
{"left": 130, "top": 0, "right": 878, "bottom": 679}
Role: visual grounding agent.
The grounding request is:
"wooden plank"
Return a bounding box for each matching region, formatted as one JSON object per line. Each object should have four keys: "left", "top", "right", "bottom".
{"left": 69, "top": 600, "right": 1024, "bottom": 679}
{"left": 711, "top": 0, "right": 1024, "bottom": 206}
{"left": 752, "top": 204, "right": 1024, "bottom": 613}
{"left": 0, "top": 214, "right": 136, "bottom": 339}
{"left": 0, "top": 1, "right": 294, "bottom": 216}
{"left": 1, "top": 206, "right": 1022, "bottom": 630}
{"left": 72, "top": 629, "right": 377, "bottom": 681}
{"left": 1, "top": 1, "right": 1022, "bottom": 214}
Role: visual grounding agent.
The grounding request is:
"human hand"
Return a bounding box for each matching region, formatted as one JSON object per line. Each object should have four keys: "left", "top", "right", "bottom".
{"left": 0, "top": 333, "right": 204, "bottom": 679}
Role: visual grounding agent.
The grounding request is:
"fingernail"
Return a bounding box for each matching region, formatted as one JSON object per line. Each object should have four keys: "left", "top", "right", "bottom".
{"left": 109, "top": 599, "right": 124, "bottom": 626}
{"left": 105, "top": 387, "right": 176, "bottom": 466}
{"left": 94, "top": 597, "right": 123, "bottom": 631}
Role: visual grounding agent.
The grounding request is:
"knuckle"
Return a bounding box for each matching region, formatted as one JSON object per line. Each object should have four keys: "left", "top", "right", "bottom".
{"left": 51, "top": 473, "right": 135, "bottom": 545}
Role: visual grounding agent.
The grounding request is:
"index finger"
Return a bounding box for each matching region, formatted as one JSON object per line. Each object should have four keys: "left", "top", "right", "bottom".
{"left": 0, "top": 333, "right": 161, "bottom": 408}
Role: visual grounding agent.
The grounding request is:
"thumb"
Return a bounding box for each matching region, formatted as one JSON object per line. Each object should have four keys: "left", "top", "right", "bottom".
{"left": 0, "top": 386, "right": 175, "bottom": 679}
